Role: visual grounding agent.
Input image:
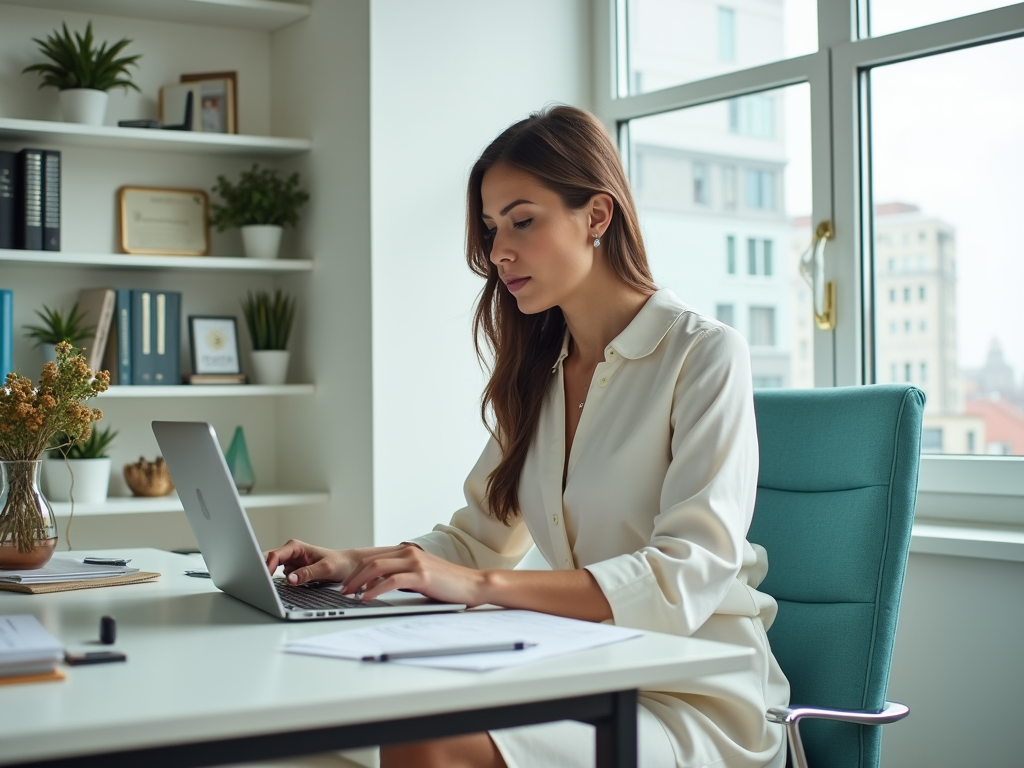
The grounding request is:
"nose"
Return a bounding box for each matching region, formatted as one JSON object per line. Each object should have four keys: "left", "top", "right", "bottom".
{"left": 488, "top": 229, "right": 515, "bottom": 266}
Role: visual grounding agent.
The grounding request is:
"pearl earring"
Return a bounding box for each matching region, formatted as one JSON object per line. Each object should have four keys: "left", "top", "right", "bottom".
{"left": 592, "top": 234, "right": 601, "bottom": 248}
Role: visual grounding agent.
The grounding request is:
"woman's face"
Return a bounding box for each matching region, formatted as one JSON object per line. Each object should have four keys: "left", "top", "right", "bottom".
{"left": 481, "top": 163, "right": 606, "bottom": 315}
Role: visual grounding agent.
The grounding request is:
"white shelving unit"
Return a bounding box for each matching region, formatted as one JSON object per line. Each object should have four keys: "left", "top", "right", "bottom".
{"left": 50, "top": 490, "right": 330, "bottom": 518}
{"left": 102, "top": 384, "right": 315, "bottom": 398}
{"left": 0, "top": 0, "right": 311, "bottom": 32}
{"left": 0, "top": 118, "right": 311, "bottom": 156}
{"left": 0, "top": 0, "right": 344, "bottom": 548}
{"left": 0, "top": 249, "right": 313, "bottom": 272}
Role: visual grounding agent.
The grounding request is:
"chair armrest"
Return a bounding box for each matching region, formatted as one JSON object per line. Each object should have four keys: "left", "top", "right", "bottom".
{"left": 766, "top": 702, "right": 909, "bottom": 768}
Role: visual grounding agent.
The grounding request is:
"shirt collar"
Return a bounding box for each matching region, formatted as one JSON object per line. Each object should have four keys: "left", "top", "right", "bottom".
{"left": 550, "top": 288, "right": 685, "bottom": 371}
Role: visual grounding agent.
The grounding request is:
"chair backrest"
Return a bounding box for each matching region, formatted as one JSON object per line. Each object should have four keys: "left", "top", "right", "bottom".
{"left": 748, "top": 385, "right": 924, "bottom": 768}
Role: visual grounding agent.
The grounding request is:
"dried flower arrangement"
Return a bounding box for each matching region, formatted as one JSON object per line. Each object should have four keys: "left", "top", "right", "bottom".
{"left": 0, "top": 342, "right": 109, "bottom": 558}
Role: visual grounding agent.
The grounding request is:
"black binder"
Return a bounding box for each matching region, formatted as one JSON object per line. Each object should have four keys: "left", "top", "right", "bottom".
{"left": 15, "top": 149, "right": 43, "bottom": 251}
{"left": 42, "top": 149, "right": 60, "bottom": 251}
{"left": 0, "top": 151, "right": 14, "bottom": 250}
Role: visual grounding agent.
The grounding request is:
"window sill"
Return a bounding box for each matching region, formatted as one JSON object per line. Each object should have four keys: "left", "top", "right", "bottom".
{"left": 911, "top": 521, "right": 1024, "bottom": 563}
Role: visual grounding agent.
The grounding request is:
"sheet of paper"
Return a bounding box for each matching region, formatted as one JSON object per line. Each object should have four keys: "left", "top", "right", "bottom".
{"left": 0, "top": 557, "right": 138, "bottom": 584}
{"left": 285, "top": 610, "right": 641, "bottom": 671}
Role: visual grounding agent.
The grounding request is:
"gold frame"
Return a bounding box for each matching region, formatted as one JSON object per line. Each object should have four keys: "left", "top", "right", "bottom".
{"left": 180, "top": 71, "right": 238, "bottom": 134}
{"left": 117, "top": 186, "right": 210, "bottom": 256}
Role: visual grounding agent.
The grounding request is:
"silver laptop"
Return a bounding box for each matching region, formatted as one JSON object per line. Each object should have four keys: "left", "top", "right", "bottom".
{"left": 153, "top": 421, "right": 466, "bottom": 621}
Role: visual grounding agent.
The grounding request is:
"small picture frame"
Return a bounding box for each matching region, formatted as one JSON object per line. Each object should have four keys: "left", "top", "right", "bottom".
{"left": 118, "top": 186, "right": 210, "bottom": 256}
{"left": 189, "top": 316, "right": 242, "bottom": 375}
{"left": 180, "top": 71, "right": 238, "bottom": 134}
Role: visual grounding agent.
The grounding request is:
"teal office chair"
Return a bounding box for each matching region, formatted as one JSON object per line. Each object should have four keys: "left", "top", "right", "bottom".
{"left": 748, "top": 385, "right": 924, "bottom": 768}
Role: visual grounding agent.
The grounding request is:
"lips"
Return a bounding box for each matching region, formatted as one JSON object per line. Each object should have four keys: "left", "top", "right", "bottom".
{"left": 503, "top": 275, "right": 530, "bottom": 293}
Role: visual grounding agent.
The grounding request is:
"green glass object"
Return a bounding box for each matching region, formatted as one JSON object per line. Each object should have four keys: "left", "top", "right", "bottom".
{"left": 225, "top": 426, "right": 255, "bottom": 494}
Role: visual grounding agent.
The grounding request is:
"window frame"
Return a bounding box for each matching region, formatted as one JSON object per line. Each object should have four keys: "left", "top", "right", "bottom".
{"left": 594, "top": 0, "right": 1024, "bottom": 520}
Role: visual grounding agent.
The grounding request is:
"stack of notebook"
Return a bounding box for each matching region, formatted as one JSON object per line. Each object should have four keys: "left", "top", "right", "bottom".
{"left": 0, "top": 557, "right": 158, "bottom": 595}
{"left": 0, "top": 615, "right": 64, "bottom": 684}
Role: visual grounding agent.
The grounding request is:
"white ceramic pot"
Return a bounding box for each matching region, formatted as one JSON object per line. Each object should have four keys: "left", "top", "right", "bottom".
{"left": 241, "top": 225, "right": 284, "bottom": 260}
{"left": 43, "top": 457, "right": 111, "bottom": 503}
{"left": 250, "top": 350, "right": 290, "bottom": 386}
{"left": 59, "top": 88, "right": 109, "bottom": 126}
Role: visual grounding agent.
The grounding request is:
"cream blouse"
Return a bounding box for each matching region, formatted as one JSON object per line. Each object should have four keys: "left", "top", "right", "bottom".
{"left": 411, "top": 288, "right": 789, "bottom": 768}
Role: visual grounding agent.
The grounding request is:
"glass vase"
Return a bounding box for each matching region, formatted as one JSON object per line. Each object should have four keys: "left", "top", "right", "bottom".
{"left": 225, "top": 426, "right": 256, "bottom": 494}
{"left": 0, "top": 460, "right": 57, "bottom": 569}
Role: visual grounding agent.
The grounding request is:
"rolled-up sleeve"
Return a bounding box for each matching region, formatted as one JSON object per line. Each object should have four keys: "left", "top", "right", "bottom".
{"left": 585, "top": 325, "right": 759, "bottom": 635}
{"left": 408, "top": 436, "right": 535, "bottom": 571}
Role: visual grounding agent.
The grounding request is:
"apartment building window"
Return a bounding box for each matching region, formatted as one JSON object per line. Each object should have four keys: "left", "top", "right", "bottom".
{"left": 920, "top": 362, "right": 927, "bottom": 382}
{"left": 718, "top": 7, "right": 735, "bottom": 62}
{"left": 747, "top": 238, "right": 757, "bottom": 275}
{"left": 889, "top": 321, "right": 897, "bottom": 334}
{"left": 730, "top": 96, "right": 775, "bottom": 138}
{"left": 763, "top": 240, "right": 773, "bottom": 276}
{"left": 716, "top": 303, "right": 735, "bottom": 327}
{"left": 919, "top": 285, "right": 926, "bottom": 300}
{"left": 967, "top": 431, "right": 976, "bottom": 453}
{"left": 891, "top": 363, "right": 898, "bottom": 382}
{"left": 904, "top": 319, "right": 911, "bottom": 332}
{"left": 919, "top": 319, "right": 927, "bottom": 332}
{"left": 726, "top": 235, "right": 736, "bottom": 274}
{"left": 889, "top": 289, "right": 896, "bottom": 303}
{"left": 904, "top": 362, "right": 912, "bottom": 382}
{"left": 722, "top": 166, "right": 737, "bottom": 208}
{"left": 693, "top": 162, "right": 709, "bottom": 204}
{"left": 749, "top": 306, "right": 776, "bottom": 346}
{"left": 745, "top": 169, "right": 775, "bottom": 209}
{"left": 921, "top": 428, "right": 943, "bottom": 454}
{"left": 903, "top": 287, "right": 911, "bottom": 301}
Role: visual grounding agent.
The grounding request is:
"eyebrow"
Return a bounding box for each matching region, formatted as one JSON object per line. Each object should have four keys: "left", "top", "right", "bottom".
{"left": 482, "top": 199, "right": 535, "bottom": 220}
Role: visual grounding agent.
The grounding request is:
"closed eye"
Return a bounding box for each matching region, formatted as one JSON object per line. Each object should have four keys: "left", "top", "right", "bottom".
{"left": 483, "top": 226, "right": 497, "bottom": 240}
{"left": 513, "top": 218, "right": 533, "bottom": 229}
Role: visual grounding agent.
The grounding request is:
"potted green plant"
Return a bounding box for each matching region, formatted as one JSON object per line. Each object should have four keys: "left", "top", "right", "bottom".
{"left": 240, "top": 290, "right": 296, "bottom": 385}
{"left": 44, "top": 424, "right": 118, "bottom": 504}
{"left": 22, "top": 21, "right": 141, "bottom": 126}
{"left": 23, "top": 302, "right": 95, "bottom": 363}
{"left": 210, "top": 165, "right": 310, "bottom": 260}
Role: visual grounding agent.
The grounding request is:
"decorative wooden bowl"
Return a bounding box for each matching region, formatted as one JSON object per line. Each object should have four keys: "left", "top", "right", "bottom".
{"left": 124, "top": 456, "right": 175, "bottom": 497}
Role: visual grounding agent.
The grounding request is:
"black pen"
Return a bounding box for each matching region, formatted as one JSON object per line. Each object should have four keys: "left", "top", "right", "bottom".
{"left": 362, "top": 641, "right": 533, "bottom": 662}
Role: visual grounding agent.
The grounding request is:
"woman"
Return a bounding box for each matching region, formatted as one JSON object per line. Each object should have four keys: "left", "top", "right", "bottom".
{"left": 266, "top": 106, "right": 789, "bottom": 768}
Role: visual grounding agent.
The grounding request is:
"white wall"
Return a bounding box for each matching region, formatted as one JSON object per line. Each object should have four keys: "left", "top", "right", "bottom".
{"left": 369, "top": 0, "right": 593, "bottom": 546}
{"left": 881, "top": 551, "right": 1024, "bottom": 767}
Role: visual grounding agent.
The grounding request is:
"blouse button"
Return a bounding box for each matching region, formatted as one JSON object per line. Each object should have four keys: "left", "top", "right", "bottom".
{"left": 552, "top": 514, "right": 559, "bottom": 525}
{"left": 608, "top": 349, "right": 616, "bottom": 356}
{"left": 599, "top": 377, "right": 608, "bottom": 387}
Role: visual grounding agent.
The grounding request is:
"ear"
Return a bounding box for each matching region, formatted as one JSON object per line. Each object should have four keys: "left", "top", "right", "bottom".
{"left": 586, "top": 193, "right": 614, "bottom": 238}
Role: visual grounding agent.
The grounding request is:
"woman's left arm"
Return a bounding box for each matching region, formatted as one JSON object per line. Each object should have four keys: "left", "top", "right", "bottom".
{"left": 340, "top": 545, "right": 612, "bottom": 622}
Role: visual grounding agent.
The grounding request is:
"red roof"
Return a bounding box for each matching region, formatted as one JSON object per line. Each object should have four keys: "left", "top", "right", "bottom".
{"left": 965, "top": 399, "right": 1024, "bottom": 454}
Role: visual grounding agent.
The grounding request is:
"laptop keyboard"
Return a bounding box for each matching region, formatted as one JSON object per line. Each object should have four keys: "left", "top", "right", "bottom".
{"left": 274, "top": 580, "right": 387, "bottom": 609}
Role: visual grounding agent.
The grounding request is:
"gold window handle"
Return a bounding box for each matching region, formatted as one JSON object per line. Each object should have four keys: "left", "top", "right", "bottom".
{"left": 799, "top": 221, "right": 836, "bottom": 331}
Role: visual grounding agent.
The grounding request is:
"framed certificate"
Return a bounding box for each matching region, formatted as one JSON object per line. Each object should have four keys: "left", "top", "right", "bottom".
{"left": 118, "top": 187, "right": 210, "bottom": 256}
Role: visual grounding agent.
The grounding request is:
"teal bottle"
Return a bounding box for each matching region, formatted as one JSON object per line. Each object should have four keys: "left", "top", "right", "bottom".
{"left": 225, "top": 426, "right": 255, "bottom": 494}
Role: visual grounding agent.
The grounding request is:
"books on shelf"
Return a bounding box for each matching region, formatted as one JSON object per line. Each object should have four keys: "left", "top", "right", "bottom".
{"left": 100, "top": 289, "right": 181, "bottom": 385}
{"left": 77, "top": 288, "right": 116, "bottom": 374}
{"left": 4, "top": 148, "right": 61, "bottom": 252}
{"left": 186, "top": 373, "right": 247, "bottom": 385}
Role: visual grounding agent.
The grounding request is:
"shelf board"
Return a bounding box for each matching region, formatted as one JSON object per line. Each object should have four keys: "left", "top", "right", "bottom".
{"left": 0, "top": 118, "right": 311, "bottom": 156}
{"left": 102, "top": 384, "right": 314, "bottom": 398}
{"left": 50, "top": 489, "right": 329, "bottom": 517}
{"left": 0, "top": 249, "right": 313, "bottom": 272}
{"left": 0, "top": 0, "right": 310, "bottom": 32}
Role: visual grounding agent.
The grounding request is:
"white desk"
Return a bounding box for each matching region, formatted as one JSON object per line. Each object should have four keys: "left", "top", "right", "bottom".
{"left": 0, "top": 549, "right": 753, "bottom": 768}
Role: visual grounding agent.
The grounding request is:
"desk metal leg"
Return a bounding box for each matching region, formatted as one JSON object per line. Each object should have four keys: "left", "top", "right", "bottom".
{"left": 592, "top": 689, "right": 638, "bottom": 768}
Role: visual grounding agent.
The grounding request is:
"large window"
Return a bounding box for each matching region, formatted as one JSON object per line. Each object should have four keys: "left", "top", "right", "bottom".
{"left": 600, "top": 0, "right": 1024, "bottom": 515}
{"left": 866, "top": 38, "right": 1024, "bottom": 456}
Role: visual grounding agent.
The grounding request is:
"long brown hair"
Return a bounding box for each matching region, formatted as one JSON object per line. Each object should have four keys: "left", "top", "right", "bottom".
{"left": 467, "top": 106, "right": 657, "bottom": 524}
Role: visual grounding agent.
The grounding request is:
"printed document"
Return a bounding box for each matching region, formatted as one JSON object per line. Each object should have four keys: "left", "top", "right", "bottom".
{"left": 285, "top": 610, "right": 642, "bottom": 671}
{"left": 0, "top": 557, "right": 138, "bottom": 584}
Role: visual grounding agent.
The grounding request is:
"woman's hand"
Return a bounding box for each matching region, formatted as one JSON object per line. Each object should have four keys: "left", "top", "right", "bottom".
{"left": 265, "top": 539, "right": 359, "bottom": 585}
{"left": 341, "top": 545, "right": 488, "bottom": 606}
